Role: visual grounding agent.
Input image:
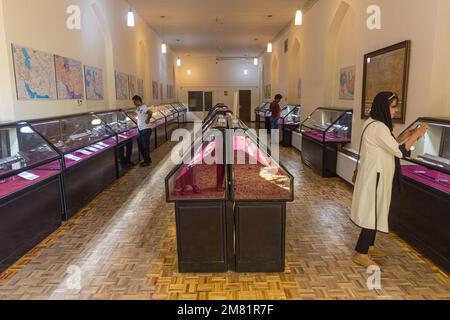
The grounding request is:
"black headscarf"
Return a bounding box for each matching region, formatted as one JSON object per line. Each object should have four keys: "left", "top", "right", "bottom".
{"left": 369, "top": 91, "right": 403, "bottom": 194}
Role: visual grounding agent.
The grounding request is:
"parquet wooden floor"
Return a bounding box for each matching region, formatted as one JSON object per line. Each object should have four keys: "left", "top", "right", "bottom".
{"left": 0, "top": 141, "right": 448, "bottom": 300}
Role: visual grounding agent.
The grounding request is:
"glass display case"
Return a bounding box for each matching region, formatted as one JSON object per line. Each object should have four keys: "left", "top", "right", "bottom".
{"left": 29, "top": 114, "right": 118, "bottom": 220}
{"left": 390, "top": 117, "right": 450, "bottom": 273}
{"left": 165, "top": 110, "right": 294, "bottom": 273}
{"left": 255, "top": 102, "right": 270, "bottom": 130}
{"left": 300, "top": 108, "right": 353, "bottom": 177}
{"left": 171, "top": 102, "right": 188, "bottom": 123}
{"left": 95, "top": 110, "right": 140, "bottom": 176}
{"left": 0, "top": 122, "right": 63, "bottom": 272}
{"left": 30, "top": 113, "right": 117, "bottom": 168}
{"left": 0, "top": 122, "right": 61, "bottom": 199}
{"left": 95, "top": 110, "right": 138, "bottom": 144}
{"left": 124, "top": 107, "right": 164, "bottom": 149}
{"left": 301, "top": 107, "right": 353, "bottom": 143}
{"left": 279, "top": 105, "right": 301, "bottom": 126}
{"left": 399, "top": 118, "right": 450, "bottom": 195}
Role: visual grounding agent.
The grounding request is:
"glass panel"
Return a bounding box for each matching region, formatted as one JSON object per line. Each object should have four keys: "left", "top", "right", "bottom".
{"left": 302, "top": 108, "right": 353, "bottom": 143}
{"left": 280, "top": 105, "right": 301, "bottom": 125}
{"left": 31, "top": 114, "right": 115, "bottom": 154}
{"left": 166, "top": 130, "right": 226, "bottom": 201}
{"left": 0, "top": 123, "right": 59, "bottom": 177}
{"left": 231, "top": 129, "right": 292, "bottom": 201}
{"left": 95, "top": 111, "right": 137, "bottom": 134}
{"left": 257, "top": 102, "right": 270, "bottom": 117}
{"left": 402, "top": 119, "right": 450, "bottom": 171}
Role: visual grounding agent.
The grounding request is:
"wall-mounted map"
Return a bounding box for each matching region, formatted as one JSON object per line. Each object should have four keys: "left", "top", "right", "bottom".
{"left": 152, "top": 81, "right": 159, "bottom": 99}
{"left": 115, "top": 71, "right": 129, "bottom": 100}
{"left": 137, "top": 79, "right": 144, "bottom": 98}
{"left": 12, "top": 44, "right": 57, "bottom": 100}
{"left": 128, "top": 75, "right": 137, "bottom": 98}
{"left": 84, "top": 65, "right": 104, "bottom": 100}
{"left": 54, "top": 55, "right": 84, "bottom": 99}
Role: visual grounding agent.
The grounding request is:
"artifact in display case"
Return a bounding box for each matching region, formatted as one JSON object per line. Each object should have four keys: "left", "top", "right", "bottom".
{"left": 390, "top": 117, "right": 450, "bottom": 273}
{"left": 29, "top": 114, "right": 118, "bottom": 220}
{"left": 300, "top": 107, "right": 353, "bottom": 177}
{"left": 0, "top": 122, "right": 62, "bottom": 272}
{"left": 95, "top": 111, "right": 140, "bottom": 175}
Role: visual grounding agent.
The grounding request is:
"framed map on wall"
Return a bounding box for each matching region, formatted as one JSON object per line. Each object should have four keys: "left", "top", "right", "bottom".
{"left": 339, "top": 65, "right": 355, "bottom": 100}
{"left": 160, "top": 83, "right": 163, "bottom": 100}
{"left": 152, "top": 81, "right": 159, "bottom": 99}
{"left": 54, "top": 55, "right": 84, "bottom": 100}
{"left": 137, "top": 79, "right": 144, "bottom": 98}
{"left": 264, "top": 84, "right": 272, "bottom": 100}
{"left": 84, "top": 65, "right": 104, "bottom": 100}
{"left": 12, "top": 44, "right": 57, "bottom": 100}
{"left": 128, "top": 75, "right": 137, "bottom": 98}
{"left": 115, "top": 71, "right": 129, "bottom": 100}
{"left": 362, "top": 41, "right": 411, "bottom": 123}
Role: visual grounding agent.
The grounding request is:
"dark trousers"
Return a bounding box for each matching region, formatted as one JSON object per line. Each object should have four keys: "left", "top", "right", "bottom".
{"left": 355, "top": 228, "right": 377, "bottom": 254}
{"left": 138, "top": 129, "right": 152, "bottom": 164}
{"left": 119, "top": 140, "right": 133, "bottom": 165}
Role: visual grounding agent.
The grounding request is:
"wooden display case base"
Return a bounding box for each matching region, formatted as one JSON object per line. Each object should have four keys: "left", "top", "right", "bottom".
{"left": 63, "top": 149, "right": 117, "bottom": 220}
{"left": 235, "top": 202, "right": 286, "bottom": 273}
{"left": 0, "top": 176, "right": 62, "bottom": 272}
{"left": 390, "top": 178, "right": 450, "bottom": 274}
{"left": 175, "top": 202, "right": 228, "bottom": 273}
{"left": 301, "top": 135, "right": 339, "bottom": 178}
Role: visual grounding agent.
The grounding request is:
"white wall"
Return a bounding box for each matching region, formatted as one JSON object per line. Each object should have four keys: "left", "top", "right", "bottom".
{"left": 0, "top": 0, "right": 177, "bottom": 122}
{"left": 262, "top": 0, "right": 450, "bottom": 151}
{"left": 176, "top": 55, "right": 260, "bottom": 120}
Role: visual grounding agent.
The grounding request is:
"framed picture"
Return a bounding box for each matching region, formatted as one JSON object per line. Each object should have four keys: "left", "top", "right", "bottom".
{"left": 297, "top": 78, "right": 302, "bottom": 100}
{"left": 362, "top": 40, "right": 411, "bottom": 123}
{"left": 152, "top": 81, "right": 159, "bottom": 99}
{"left": 264, "top": 84, "right": 272, "bottom": 100}
{"left": 284, "top": 39, "right": 289, "bottom": 53}
{"left": 339, "top": 66, "right": 355, "bottom": 100}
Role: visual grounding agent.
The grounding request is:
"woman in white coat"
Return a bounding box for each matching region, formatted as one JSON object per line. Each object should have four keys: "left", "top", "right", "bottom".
{"left": 351, "top": 92, "right": 429, "bottom": 268}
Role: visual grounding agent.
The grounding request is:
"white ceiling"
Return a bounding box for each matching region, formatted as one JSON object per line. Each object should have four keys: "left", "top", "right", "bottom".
{"left": 128, "top": 0, "right": 318, "bottom": 57}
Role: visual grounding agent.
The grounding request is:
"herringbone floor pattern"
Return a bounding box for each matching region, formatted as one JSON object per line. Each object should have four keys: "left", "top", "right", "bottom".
{"left": 0, "top": 142, "right": 448, "bottom": 300}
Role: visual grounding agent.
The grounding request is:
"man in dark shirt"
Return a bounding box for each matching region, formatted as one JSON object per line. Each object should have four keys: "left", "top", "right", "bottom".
{"left": 270, "top": 94, "right": 283, "bottom": 129}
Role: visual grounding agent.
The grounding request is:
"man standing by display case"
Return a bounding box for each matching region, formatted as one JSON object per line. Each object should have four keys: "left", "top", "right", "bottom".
{"left": 270, "top": 94, "right": 283, "bottom": 130}
{"left": 133, "top": 95, "right": 153, "bottom": 167}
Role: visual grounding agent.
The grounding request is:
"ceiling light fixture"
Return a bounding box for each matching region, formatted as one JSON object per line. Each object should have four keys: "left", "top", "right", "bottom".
{"left": 244, "top": 69, "right": 248, "bottom": 75}
{"left": 177, "top": 57, "right": 182, "bottom": 67}
{"left": 127, "top": 8, "right": 135, "bottom": 27}
{"left": 295, "top": 9, "right": 303, "bottom": 26}
{"left": 267, "top": 42, "right": 273, "bottom": 53}
{"left": 187, "top": 68, "right": 191, "bottom": 76}
{"left": 254, "top": 58, "right": 258, "bottom": 66}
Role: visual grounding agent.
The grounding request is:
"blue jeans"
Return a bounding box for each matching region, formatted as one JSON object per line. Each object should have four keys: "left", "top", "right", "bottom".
{"left": 271, "top": 118, "right": 279, "bottom": 130}
{"left": 138, "top": 129, "right": 152, "bottom": 164}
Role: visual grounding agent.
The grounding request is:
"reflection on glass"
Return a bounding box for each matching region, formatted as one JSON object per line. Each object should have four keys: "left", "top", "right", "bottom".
{"left": 279, "top": 105, "right": 301, "bottom": 125}
{"left": 30, "top": 114, "right": 115, "bottom": 154}
{"left": 0, "top": 123, "right": 58, "bottom": 176}
{"left": 95, "top": 111, "right": 137, "bottom": 134}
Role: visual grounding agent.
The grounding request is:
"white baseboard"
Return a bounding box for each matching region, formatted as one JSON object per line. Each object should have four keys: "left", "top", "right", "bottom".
{"left": 337, "top": 151, "right": 357, "bottom": 185}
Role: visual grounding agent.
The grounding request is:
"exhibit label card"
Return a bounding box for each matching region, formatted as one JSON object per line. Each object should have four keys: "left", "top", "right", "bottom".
{"left": 77, "top": 149, "right": 92, "bottom": 155}
{"left": 87, "top": 147, "right": 99, "bottom": 152}
{"left": 18, "top": 171, "right": 40, "bottom": 181}
{"left": 65, "top": 154, "right": 82, "bottom": 161}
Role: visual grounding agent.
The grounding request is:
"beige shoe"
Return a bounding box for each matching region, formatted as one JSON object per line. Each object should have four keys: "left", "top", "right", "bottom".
{"left": 353, "top": 254, "right": 378, "bottom": 268}
{"left": 369, "top": 247, "right": 388, "bottom": 257}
